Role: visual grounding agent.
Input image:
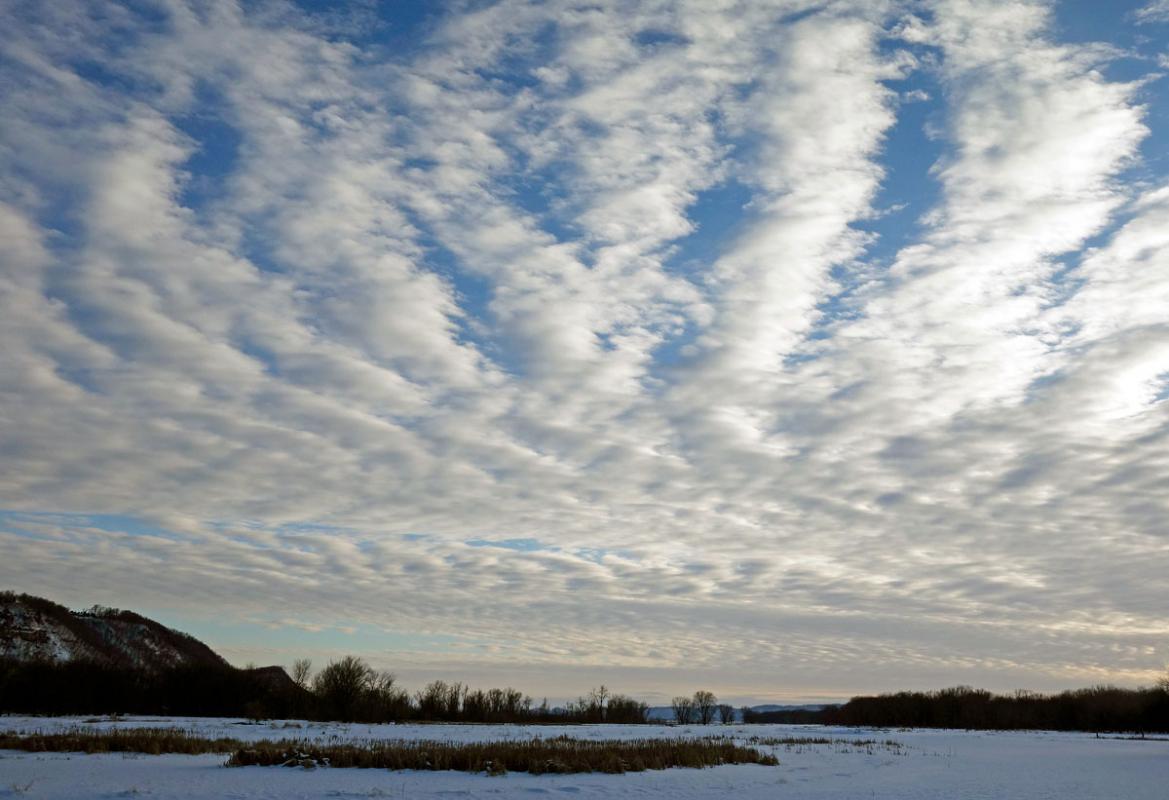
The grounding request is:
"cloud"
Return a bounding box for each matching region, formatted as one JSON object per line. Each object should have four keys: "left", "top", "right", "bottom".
{"left": 1, "top": 0, "right": 1168, "bottom": 699}
{"left": 1135, "top": 1, "right": 1169, "bottom": 24}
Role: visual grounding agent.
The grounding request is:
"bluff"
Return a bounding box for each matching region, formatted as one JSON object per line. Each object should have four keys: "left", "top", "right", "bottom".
{"left": 0, "top": 592, "right": 302, "bottom": 716}
{"left": 0, "top": 592, "right": 227, "bottom": 671}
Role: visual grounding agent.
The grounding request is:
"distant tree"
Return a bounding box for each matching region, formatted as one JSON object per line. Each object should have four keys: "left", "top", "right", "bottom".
{"left": 739, "top": 705, "right": 756, "bottom": 724}
{"left": 606, "top": 694, "right": 650, "bottom": 723}
{"left": 415, "top": 680, "right": 464, "bottom": 721}
{"left": 693, "top": 690, "right": 717, "bottom": 724}
{"left": 671, "top": 695, "right": 694, "bottom": 724}
{"left": 590, "top": 685, "right": 610, "bottom": 721}
{"left": 313, "top": 655, "right": 375, "bottom": 721}
{"left": 1157, "top": 669, "right": 1169, "bottom": 693}
{"left": 717, "top": 703, "right": 735, "bottom": 724}
{"left": 460, "top": 687, "right": 527, "bottom": 722}
{"left": 368, "top": 670, "right": 410, "bottom": 720}
{"left": 290, "top": 658, "right": 313, "bottom": 689}
{"left": 445, "top": 682, "right": 466, "bottom": 719}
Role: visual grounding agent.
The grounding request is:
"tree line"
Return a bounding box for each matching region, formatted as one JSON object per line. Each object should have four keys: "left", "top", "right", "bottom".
{"left": 304, "top": 659, "right": 741, "bottom": 725}
{"left": 0, "top": 657, "right": 304, "bottom": 719}
{"left": 748, "top": 683, "right": 1169, "bottom": 733}
{"left": 303, "top": 656, "right": 652, "bottom": 723}
{"left": 5, "top": 652, "right": 1168, "bottom": 732}
{"left": 0, "top": 654, "right": 652, "bottom": 724}
{"left": 829, "top": 684, "right": 1169, "bottom": 733}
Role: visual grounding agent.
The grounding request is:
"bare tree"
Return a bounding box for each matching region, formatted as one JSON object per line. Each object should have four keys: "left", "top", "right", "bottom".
{"left": 415, "top": 680, "right": 465, "bottom": 720}
{"left": 313, "top": 655, "right": 375, "bottom": 721}
{"left": 290, "top": 658, "right": 313, "bottom": 689}
{"left": 369, "top": 670, "right": 410, "bottom": 720}
{"left": 717, "top": 703, "right": 736, "bottom": 724}
{"left": 590, "top": 685, "right": 610, "bottom": 721}
{"left": 693, "top": 690, "right": 717, "bottom": 724}
{"left": 671, "top": 695, "right": 694, "bottom": 724}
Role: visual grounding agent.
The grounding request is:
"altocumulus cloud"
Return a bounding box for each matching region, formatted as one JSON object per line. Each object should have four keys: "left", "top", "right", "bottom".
{"left": 1, "top": 0, "right": 1167, "bottom": 701}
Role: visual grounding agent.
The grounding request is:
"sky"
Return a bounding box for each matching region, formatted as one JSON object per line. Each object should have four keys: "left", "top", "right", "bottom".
{"left": 1, "top": 0, "right": 1168, "bottom": 706}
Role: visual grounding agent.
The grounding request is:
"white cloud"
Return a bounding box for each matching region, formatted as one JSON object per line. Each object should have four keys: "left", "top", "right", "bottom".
{"left": 1135, "top": 0, "right": 1169, "bottom": 24}
{"left": 1, "top": 0, "right": 1168, "bottom": 698}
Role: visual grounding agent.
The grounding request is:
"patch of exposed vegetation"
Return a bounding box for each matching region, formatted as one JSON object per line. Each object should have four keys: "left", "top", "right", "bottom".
{"left": 226, "top": 735, "right": 780, "bottom": 774}
{"left": 0, "top": 729, "right": 779, "bottom": 774}
{"left": 0, "top": 727, "right": 240, "bottom": 755}
{"left": 740, "top": 735, "right": 904, "bottom": 753}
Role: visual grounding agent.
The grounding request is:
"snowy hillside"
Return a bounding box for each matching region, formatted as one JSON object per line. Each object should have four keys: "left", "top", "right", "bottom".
{"left": 0, "top": 592, "right": 227, "bottom": 671}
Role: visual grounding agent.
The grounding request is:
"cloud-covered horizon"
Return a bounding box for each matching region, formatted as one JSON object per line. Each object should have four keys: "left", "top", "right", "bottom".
{"left": 2, "top": 0, "right": 1168, "bottom": 702}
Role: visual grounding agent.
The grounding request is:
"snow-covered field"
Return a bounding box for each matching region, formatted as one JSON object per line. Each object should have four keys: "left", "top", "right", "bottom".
{"left": 2, "top": 716, "right": 1168, "bottom": 799}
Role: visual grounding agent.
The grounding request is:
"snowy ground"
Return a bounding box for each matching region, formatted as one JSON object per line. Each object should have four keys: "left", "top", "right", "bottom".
{"left": 2, "top": 716, "right": 1168, "bottom": 799}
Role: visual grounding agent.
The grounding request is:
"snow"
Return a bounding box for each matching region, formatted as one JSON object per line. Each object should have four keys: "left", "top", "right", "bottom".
{"left": 2, "top": 717, "right": 1168, "bottom": 799}
{"left": 0, "top": 598, "right": 216, "bottom": 670}
{"left": 0, "top": 606, "right": 83, "bottom": 664}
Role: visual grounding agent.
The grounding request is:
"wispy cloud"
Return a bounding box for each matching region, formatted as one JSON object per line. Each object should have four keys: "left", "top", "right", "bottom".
{"left": 1135, "top": 0, "right": 1169, "bottom": 24}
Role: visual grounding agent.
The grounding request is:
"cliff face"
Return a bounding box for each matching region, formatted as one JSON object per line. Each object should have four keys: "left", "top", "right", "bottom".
{"left": 0, "top": 592, "right": 228, "bottom": 671}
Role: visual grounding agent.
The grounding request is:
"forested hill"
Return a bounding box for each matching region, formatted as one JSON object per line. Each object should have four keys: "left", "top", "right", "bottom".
{"left": 1, "top": 592, "right": 304, "bottom": 718}
{"left": 0, "top": 592, "right": 227, "bottom": 671}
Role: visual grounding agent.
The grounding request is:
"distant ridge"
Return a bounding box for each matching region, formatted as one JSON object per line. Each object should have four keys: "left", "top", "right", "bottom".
{"left": 0, "top": 591, "right": 228, "bottom": 672}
